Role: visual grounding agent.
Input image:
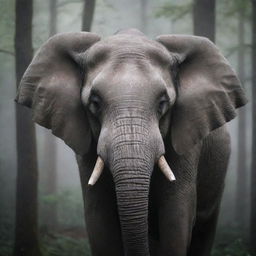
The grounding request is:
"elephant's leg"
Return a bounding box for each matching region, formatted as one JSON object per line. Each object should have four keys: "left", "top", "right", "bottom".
{"left": 156, "top": 184, "right": 196, "bottom": 256}
{"left": 76, "top": 155, "right": 124, "bottom": 256}
{"left": 187, "top": 203, "right": 221, "bottom": 256}
{"left": 188, "top": 126, "right": 231, "bottom": 256}
{"left": 151, "top": 146, "right": 200, "bottom": 256}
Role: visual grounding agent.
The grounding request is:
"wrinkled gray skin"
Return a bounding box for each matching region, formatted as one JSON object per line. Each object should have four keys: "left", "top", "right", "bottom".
{"left": 16, "top": 29, "right": 247, "bottom": 256}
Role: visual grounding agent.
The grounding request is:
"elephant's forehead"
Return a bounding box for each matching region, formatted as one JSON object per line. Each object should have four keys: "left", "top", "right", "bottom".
{"left": 94, "top": 63, "right": 165, "bottom": 86}
{"left": 86, "top": 34, "right": 172, "bottom": 67}
{"left": 88, "top": 62, "right": 173, "bottom": 102}
{"left": 85, "top": 35, "right": 175, "bottom": 101}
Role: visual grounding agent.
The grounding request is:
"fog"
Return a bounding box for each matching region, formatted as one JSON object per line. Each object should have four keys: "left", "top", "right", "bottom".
{"left": 0, "top": 0, "right": 254, "bottom": 255}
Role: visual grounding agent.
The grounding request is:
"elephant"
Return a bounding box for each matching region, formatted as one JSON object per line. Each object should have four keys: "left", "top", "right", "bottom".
{"left": 16, "top": 28, "right": 247, "bottom": 256}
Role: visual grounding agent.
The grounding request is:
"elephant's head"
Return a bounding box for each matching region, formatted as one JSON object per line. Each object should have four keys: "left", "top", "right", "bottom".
{"left": 16, "top": 29, "right": 247, "bottom": 256}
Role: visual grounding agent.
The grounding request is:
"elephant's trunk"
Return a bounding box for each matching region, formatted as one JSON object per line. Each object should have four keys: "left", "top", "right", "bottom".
{"left": 109, "top": 114, "right": 155, "bottom": 256}
{"left": 113, "top": 159, "right": 151, "bottom": 256}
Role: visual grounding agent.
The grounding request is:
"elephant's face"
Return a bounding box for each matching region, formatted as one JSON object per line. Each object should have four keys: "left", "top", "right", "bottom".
{"left": 16, "top": 29, "right": 247, "bottom": 256}
{"left": 82, "top": 34, "right": 176, "bottom": 165}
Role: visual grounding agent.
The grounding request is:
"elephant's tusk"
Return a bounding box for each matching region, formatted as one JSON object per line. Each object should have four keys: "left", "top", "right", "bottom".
{"left": 158, "top": 156, "right": 176, "bottom": 181}
{"left": 88, "top": 156, "right": 104, "bottom": 186}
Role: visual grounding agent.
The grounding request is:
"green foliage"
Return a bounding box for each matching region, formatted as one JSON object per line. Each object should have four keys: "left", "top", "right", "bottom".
{"left": 212, "top": 226, "right": 251, "bottom": 256}
{"left": 56, "top": 188, "right": 85, "bottom": 227}
{"left": 219, "top": 0, "right": 251, "bottom": 18}
{"left": 42, "top": 234, "right": 91, "bottom": 256}
{"left": 0, "top": 214, "right": 14, "bottom": 256}
{"left": 155, "top": 1, "right": 192, "bottom": 22}
{"left": 41, "top": 194, "right": 59, "bottom": 204}
{"left": 155, "top": 0, "right": 252, "bottom": 23}
{"left": 39, "top": 188, "right": 85, "bottom": 228}
{"left": 212, "top": 239, "right": 250, "bottom": 256}
{"left": 0, "top": 211, "right": 91, "bottom": 256}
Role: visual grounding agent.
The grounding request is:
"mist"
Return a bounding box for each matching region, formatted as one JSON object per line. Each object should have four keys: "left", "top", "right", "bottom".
{"left": 0, "top": 0, "right": 254, "bottom": 255}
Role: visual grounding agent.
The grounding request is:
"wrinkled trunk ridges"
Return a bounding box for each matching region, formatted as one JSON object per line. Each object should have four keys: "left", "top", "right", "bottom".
{"left": 114, "top": 164, "right": 151, "bottom": 256}
{"left": 109, "top": 113, "right": 154, "bottom": 256}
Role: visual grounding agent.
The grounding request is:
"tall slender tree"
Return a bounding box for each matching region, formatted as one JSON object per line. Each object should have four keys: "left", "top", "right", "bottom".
{"left": 14, "top": 0, "right": 41, "bottom": 255}
{"left": 82, "top": 0, "right": 96, "bottom": 31}
{"left": 140, "top": 0, "right": 148, "bottom": 34}
{"left": 235, "top": 3, "right": 247, "bottom": 227}
{"left": 42, "top": 0, "right": 58, "bottom": 230}
{"left": 220, "top": 0, "right": 250, "bottom": 227}
{"left": 193, "top": 0, "right": 215, "bottom": 42}
{"left": 188, "top": 1, "right": 216, "bottom": 254}
{"left": 250, "top": 0, "right": 256, "bottom": 253}
{"left": 49, "top": 0, "right": 57, "bottom": 36}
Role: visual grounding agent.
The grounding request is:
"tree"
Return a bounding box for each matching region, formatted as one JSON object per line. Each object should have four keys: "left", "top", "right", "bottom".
{"left": 193, "top": 0, "right": 215, "bottom": 42}
{"left": 14, "top": 0, "right": 41, "bottom": 255}
{"left": 140, "top": 0, "right": 148, "bottom": 33}
{"left": 219, "top": 0, "right": 251, "bottom": 228}
{"left": 250, "top": 0, "right": 256, "bottom": 253}
{"left": 49, "top": 0, "right": 57, "bottom": 36}
{"left": 81, "top": 0, "right": 96, "bottom": 31}
{"left": 42, "top": 0, "right": 58, "bottom": 230}
{"left": 235, "top": 2, "right": 247, "bottom": 227}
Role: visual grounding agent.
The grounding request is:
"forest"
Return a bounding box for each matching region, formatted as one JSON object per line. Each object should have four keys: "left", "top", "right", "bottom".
{"left": 0, "top": 0, "right": 255, "bottom": 255}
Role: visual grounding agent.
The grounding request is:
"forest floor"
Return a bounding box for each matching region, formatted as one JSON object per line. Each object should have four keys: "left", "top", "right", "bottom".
{"left": 41, "top": 227, "right": 91, "bottom": 256}
{"left": 0, "top": 225, "right": 251, "bottom": 256}
{"left": 212, "top": 226, "right": 251, "bottom": 256}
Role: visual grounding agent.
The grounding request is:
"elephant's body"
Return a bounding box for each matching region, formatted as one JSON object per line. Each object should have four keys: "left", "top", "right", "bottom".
{"left": 76, "top": 125, "right": 230, "bottom": 256}
{"left": 16, "top": 29, "right": 246, "bottom": 256}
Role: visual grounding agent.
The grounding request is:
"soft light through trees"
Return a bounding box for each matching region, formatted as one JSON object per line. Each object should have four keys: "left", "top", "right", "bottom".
{"left": 0, "top": 0, "right": 252, "bottom": 255}
{"left": 250, "top": 0, "right": 256, "bottom": 254}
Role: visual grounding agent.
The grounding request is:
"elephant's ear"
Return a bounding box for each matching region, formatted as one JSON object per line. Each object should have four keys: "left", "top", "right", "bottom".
{"left": 16, "top": 32, "right": 101, "bottom": 155}
{"left": 156, "top": 35, "right": 248, "bottom": 155}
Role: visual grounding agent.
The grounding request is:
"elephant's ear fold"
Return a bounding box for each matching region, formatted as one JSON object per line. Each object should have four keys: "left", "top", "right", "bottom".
{"left": 16, "top": 32, "right": 101, "bottom": 155}
{"left": 156, "top": 35, "right": 248, "bottom": 155}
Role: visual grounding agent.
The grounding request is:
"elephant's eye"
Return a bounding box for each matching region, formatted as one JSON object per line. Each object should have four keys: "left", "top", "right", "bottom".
{"left": 88, "top": 93, "right": 102, "bottom": 115}
{"left": 158, "top": 95, "right": 170, "bottom": 116}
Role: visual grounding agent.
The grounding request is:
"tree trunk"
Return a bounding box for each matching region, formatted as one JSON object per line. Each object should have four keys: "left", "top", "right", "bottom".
{"left": 193, "top": 0, "right": 215, "bottom": 42}
{"left": 42, "top": 0, "right": 58, "bottom": 230}
{"left": 140, "top": 0, "right": 148, "bottom": 34}
{"left": 49, "top": 0, "right": 57, "bottom": 37}
{"left": 250, "top": 0, "right": 256, "bottom": 254}
{"left": 81, "top": 0, "right": 96, "bottom": 31}
{"left": 235, "top": 5, "right": 247, "bottom": 227}
{"left": 14, "top": 0, "right": 41, "bottom": 255}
